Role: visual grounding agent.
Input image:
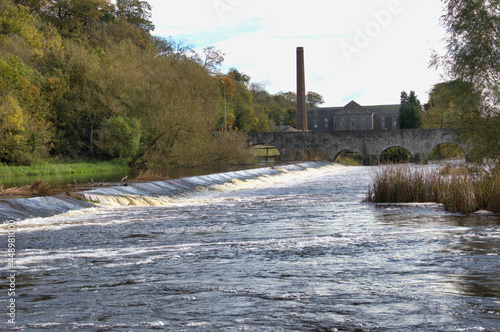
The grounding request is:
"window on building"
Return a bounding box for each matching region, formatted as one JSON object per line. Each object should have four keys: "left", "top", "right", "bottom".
{"left": 381, "top": 116, "right": 386, "bottom": 129}
{"left": 313, "top": 118, "right": 318, "bottom": 129}
{"left": 392, "top": 116, "right": 397, "bottom": 129}
{"left": 361, "top": 116, "right": 365, "bottom": 129}
{"left": 325, "top": 118, "right": 329, "bottom": 129}
{"left": 340, "top": 117, "right": 345, "bottom": 130}
{"left": 351, "top": 117, "right": 356, "bottom": 130}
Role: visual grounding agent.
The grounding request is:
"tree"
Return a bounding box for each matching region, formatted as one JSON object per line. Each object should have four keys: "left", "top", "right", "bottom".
{"left": 0, "top": 0, "right": 255, "bottom": 166}
{"left": 306, "top": 91, "right": 325, "bottom": 108}
{"left": 11, "top": 0, "right": 47, "bottom": 14}
{"left": 274, "top": 91, "right": 297, "bottom": 106}
{"left": 96, "top": 116, "right": 141, "bottom": 160}
{"left": 0, "top": 55, "right": 53, "bottom": 164}
{"left": 399, "top": 91, "right": 423, "bottom": 129}
{"left": 429, "top": 0, "right": 499, "bottom": 160}
{"left": 200, "top": 46, "right": 225, "bottom": 74}
{"left": 151, "top": 36, "right": 194, "bottom": 59}
{"left": 424, "top": 80, "right": 479, "bottom": 129}
{"left": 42, "top": 0, "right": 114, "bottom": 39}
{"left": 229, "top": 68, "right": 250, "bottom": 84}
{"left": 431, "top": 0, "right": 499, "bottom": 116}
{"left": 115, "top": 0, "right": 154, "bottom": 32}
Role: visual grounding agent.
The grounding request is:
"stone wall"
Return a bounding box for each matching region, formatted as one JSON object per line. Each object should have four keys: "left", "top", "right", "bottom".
{"left": 248, "top": 129, "right": 466, "bottom": 165}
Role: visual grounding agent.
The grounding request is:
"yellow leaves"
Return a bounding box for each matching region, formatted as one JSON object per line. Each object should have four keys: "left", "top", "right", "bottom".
{"left": 0, "top": 3, "right": 42, "bottom": 51}
{"left": 0, "top": 2, "right": 63, "bottom": 58}
{"left": 0, "top": 93, "right": 53, "bottom": 164}
{"left": 41, "top": 23, "right": 63, "bottom": 52}
{"left": 216, "top": 74, "right": 237, "bottom": 101}
{"left": 0, "top": 95, "right": 25, "bottom": 143}
{"left": 43, "top": 76, "right": 68, "bottom": 102}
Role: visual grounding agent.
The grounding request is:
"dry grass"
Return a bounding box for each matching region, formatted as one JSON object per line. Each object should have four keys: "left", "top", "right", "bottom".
{"left": 0, "top": 180, "right": 54, "bottom": 197}
{"left": 133, "top": 169, "right": 170, "bottom": 181}
{"left": 0, "top": 179, "right": 105, "bottom": 198}
{"left": 365, "top": 163, "right": 500, "bottom": 214}
{"left": 0, "top": 185, "right": 31, "bottom": 197}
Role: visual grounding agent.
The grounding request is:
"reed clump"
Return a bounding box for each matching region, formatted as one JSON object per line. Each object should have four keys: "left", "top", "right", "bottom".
{"left": 0, "top": 179, "right": 53, "bottom": 197}
{"left": 31, "top": 179, "right": 51, "bottom": 195}
{"left": 133, "top": 169, "right": 169, "bottom": 181}
{"left": 365, "top": 163, "right": 500, "bottom": 214}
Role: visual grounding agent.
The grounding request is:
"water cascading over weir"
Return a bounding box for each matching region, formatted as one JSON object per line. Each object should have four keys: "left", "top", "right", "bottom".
{"left": 0, "top": 162, "right": 338, "bottom": 222}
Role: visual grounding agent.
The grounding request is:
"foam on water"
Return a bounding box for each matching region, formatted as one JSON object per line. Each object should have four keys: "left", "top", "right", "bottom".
{"left": 0, "top": 162, "right": 346, "bottom": 228}
{"left": 80, "top": 161, "right": 345, "bottom": 207}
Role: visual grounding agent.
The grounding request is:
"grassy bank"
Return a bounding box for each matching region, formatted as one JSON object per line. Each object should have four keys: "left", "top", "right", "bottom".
{"left": 0, "top": 160, "right": 129, "bottom": 178}
{"left": 365, "top": 163, "right": 500, "bottom": 214}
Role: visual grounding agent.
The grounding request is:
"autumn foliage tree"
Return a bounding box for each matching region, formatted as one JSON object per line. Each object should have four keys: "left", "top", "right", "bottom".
{"left": 0, "top": 0, "right": 322, "bottom": 167}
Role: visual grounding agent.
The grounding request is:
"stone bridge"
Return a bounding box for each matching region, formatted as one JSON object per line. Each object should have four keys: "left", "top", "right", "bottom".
{"left": 248, "top": 129, "right": 466, "bottom": 165}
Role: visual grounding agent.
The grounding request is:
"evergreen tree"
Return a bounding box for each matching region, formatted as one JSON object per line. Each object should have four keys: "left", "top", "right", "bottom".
{"left": 399, "top": 91, "right": 423, "bottom": 129}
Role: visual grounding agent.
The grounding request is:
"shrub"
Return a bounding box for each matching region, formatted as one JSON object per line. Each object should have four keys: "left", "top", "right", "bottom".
{"left": 96, "top": 116, "right": 142, "bottom": 160}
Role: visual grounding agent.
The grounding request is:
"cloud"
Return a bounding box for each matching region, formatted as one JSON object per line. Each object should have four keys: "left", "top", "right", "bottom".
{"left": 148, "top": 0, "right": 447, "bottom": 106}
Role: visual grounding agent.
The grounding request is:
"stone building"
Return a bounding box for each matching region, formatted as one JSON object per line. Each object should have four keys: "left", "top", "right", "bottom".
{"left": 307, "top": 100, "right": 400, "bottom": 131}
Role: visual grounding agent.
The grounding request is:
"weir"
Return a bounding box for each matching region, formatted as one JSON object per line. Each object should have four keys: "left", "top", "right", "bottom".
{"left": 0, "top": 162, "right": 336, "bottom": 222}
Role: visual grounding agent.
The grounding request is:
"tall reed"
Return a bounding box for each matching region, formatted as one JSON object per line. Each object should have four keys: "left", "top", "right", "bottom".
{"left": 365, "top": 166, "right": 442, "bottom": 204}
{"left": 440, "top": 173, "right": 477, "bottom": 214}
{"left": 365, "top": 163, "right": 500, "bottom": 214}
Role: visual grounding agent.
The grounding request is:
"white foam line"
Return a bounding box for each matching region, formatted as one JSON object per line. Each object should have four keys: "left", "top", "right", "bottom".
{"left": 0, "top": 162, "right": 348, "bottom": 233}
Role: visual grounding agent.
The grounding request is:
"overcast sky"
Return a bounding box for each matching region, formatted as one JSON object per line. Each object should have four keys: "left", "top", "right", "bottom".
{"left": 147, "top": 0, "right": 448, "bottom": 106}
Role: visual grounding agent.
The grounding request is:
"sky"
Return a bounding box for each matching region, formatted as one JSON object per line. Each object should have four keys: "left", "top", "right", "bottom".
{"left": 147, "top": 0, "right": 449, "bottom": 107}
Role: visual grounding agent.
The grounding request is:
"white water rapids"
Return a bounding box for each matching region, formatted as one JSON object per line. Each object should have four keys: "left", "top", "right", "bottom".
{"left": 1, "top": 162, "right": 499, "bottom": 331}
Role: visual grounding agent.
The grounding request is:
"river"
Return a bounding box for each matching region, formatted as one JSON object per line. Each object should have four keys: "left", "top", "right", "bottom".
{"left": 1, "top": 162, "right": 499, "bottom": 331}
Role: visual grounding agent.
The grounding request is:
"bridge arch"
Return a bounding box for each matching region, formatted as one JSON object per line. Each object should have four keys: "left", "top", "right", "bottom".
{"left": 379, "top": 146, "right": 413, "bottom": 163}
{"left": 429, "top": 142, "right": 467, "bottom": 161}
{"left": 250, "top": 142, "right": 282, "bottom": 163}
{"left": 334, "top": 149, "right": 364, "bottom": 165}
{"left": 379, "top": 144, "right": 415, "bottom": 159}
{"left": 247, "top": 129, "right": 463, "bottom": 165}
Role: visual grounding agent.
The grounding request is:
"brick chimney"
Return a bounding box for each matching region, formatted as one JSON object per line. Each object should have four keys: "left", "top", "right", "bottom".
{"left": 296, "top": 47, "right": 308, "bottom": 131}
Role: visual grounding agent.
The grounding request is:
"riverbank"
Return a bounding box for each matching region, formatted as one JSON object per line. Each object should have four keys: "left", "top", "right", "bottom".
{"left": 0, "top": 160, "right": 130, "bottom": 198}
{"left": 0, "top": 160, "right": 129, "bottom": 178}
{"left": 0, "top": 161, "right": 274, "bottom": 199}
{"left": 365, "top": 163, "right": 500, "bottom": 214}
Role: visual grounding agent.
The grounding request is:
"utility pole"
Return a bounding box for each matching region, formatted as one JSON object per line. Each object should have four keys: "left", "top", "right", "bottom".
{"left": 221, "top": 80, "right": 227, "bottom": 132}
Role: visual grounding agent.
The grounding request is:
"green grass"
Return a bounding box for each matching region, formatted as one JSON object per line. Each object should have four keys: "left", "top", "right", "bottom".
{"left": 0, "top": 160, "right": 129, "bottom": 178}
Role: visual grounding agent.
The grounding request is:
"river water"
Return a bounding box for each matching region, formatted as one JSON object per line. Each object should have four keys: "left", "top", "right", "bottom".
{"left": 1, "top": 162, "right": 499, "bottom": 331}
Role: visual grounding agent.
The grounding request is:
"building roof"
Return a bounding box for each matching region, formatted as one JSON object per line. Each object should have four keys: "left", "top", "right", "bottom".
{"left": 365, "top": 104, "right": 400, "bottom": 114}
{"left": 274, "top": 125, "right": 300, "bottom": 132}
{"left": 308, "top": 101, "right": 400, "bottom": 116}
{"left": 337, "top": 100, "right": 372, "bottom": 115}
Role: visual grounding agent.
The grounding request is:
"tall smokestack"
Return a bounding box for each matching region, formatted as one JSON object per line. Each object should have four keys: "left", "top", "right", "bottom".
{"left": 296, "top": 47, "right": 308, "bottom": 131}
